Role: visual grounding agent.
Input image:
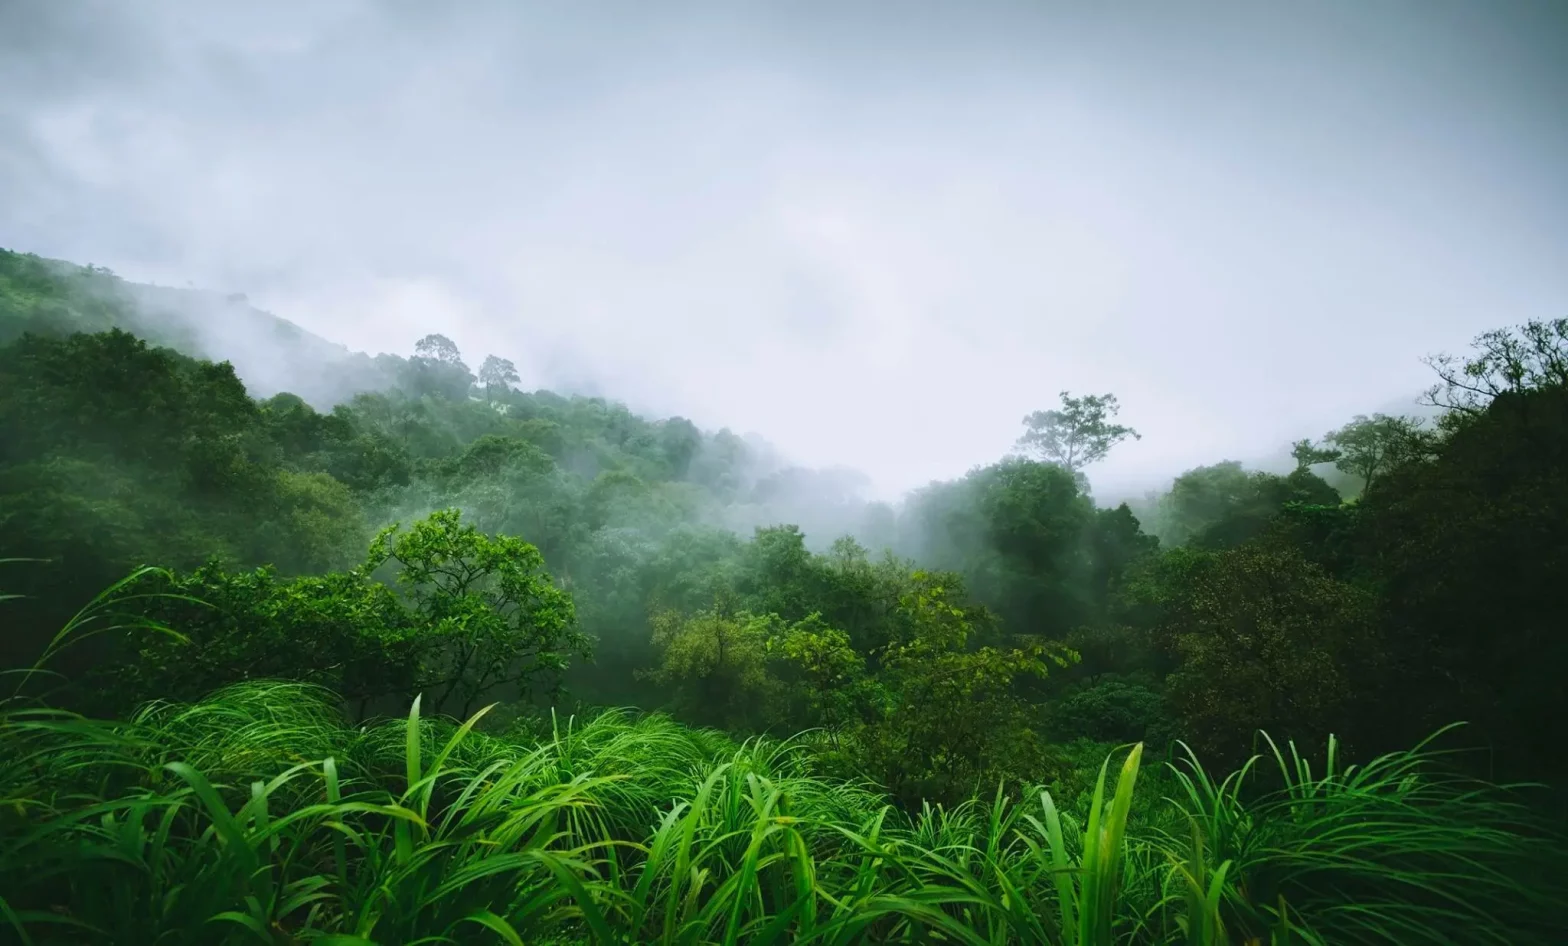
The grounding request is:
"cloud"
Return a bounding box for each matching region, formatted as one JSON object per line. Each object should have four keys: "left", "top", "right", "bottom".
{"left": 2, "top": 0, "right": 1565, "bottom": 499}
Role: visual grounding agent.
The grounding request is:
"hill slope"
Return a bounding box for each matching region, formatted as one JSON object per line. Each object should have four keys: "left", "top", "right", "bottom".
{"left": 0, "top": 248, "right": 391, "bottom": 405}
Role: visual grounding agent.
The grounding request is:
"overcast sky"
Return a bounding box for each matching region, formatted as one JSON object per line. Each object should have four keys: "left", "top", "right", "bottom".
{"left": 3, "top": 0, "right": 1565, "bottom": 499}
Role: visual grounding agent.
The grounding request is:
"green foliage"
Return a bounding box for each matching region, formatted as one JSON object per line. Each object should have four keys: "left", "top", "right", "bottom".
{"left": 1160, "top": 727, "right": 1567, "bottom": 944}
{"left": 1288, "top": 437, "right": 1341, "bottom": 471}
{"left": 1139, "top": 545, "right": 1375, "bottom": 764}
{"left": 1323, "top": 413, "right": 1435, "bottom": 493}
{"left": 478, "top": 353, "right": 521, "bottom": 402}
{"left": 1049, "top": 677, "right": 1172, "bottom": 745}
{"left": 645, "top": 565, "right": 1078, "bottom": 807}
{"left": 1341, "top": 381, "right": 1568, "bottom": 772}
{"left": 768, "top": 614, "right": 866, "bottom": 722}
{"left": 1422, "top": 317, "right": 1568, "bottom": 416}
{"left": 107, "top": 562, "right": 421, "bottom": 713}
{"left": 1016, "top": 391, "right": 1140, "bottom": 472}
{"left": 644, "top": 608, "right": 787, "bottom": 729}
{"left": 855, "top": 572, "right": 1078, "bottom": 806}
{"left": 1, "top": 682, "right": 1560, "bottom": 945}
{"left": 439, "top": 433, "right": 555, "bottom": 482}
{"left": 902, "top": 458, "right": 1107, "bottom": 640}
{"left": 3, "top": 253, "right": 1568, "bottom": 941}
{"left": 259, "top": 393, "right": 413, "bottom": 492}
{"left": 0, "top": 329, "right": 369, "bottom": 668}
{"left": 107, "top": 510, "right": 586, "bottom": 721}
{"left": 366, "top": 508, "right": 587, "bottom": 717}
{"left": 644, "top": 604, "right": 870, "bottom": 737}
{"left": 1149, "top": 462, "right": 1339, "bottom": 549}
{"left": 0, "top": 328, "right": 265, "bottom": 488}
{"left": 0, "top": 250, "right": 124, "bottom": 343}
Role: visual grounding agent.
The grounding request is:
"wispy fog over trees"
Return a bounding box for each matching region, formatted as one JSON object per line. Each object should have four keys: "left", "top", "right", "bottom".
{"left": 2, "top": 249, "right": 1565, "bottom": 942}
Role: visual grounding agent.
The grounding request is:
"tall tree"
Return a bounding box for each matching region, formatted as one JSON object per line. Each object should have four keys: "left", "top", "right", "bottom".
{"left": 1352, "top": 380, "right": 1568, "bottom": 779}
{"left": 1324, "top": 414, "right": 1433, "bottom": 493}
{"left": 1421, "top": 318, "right": 1568, "bottom": 416}
{"left": 1016, "top": 391, "right": 1140, "bottom": 472}
{"left": 1290, "top": 437, "right": 1342, "bottom": 472}
{"left": 1153, "top": 461, "right": 1339, "bottom": 549}
{"left": 658, "top": 417, "right": 703, "bottom": 479}
{"left": 413, "top": 333, "right": 463, "bottom": 365}
{"left": 477, "top": 354, "right": 520, "bottom": 403}
{"left": 407, "top": 334, "right": 474, "bottom": 400}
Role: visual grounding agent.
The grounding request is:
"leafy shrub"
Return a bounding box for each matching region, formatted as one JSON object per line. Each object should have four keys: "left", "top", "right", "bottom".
{"left": 1049, "top": 676, "right": 1173, "bottom": 745}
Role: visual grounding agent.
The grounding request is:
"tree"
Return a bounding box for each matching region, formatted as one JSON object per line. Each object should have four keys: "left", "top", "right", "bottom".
{"left": 1290, "top": 438, "right": 1341, "bottom": 472}
{"left": 0, "top": 329, "right": 264, "bottom": 481}
{"left": 643, "top": 608, "right": 787, "bottom": 730}
{"left": 441, "top": 434, "right": 554, "bottom": 481}
{"left": 658, "top": 417, "right": 703, "bottom": 479}
{"left": 108, "top": 563, "right": 421, "bottom": 717}
{"left": 737, "top": 525, "right": 825, "bottom": 623}
{"left": 1323, "top": 414, "right": 1433, "bottom": 493}
{"left": 662, "top": 565, "right": 1079, "bottom": 805}
{"left": 413, "top": 333, "right": 463, "bottom": 365}
{"left": 1347, "top": 381, "right": 1568, "bottom": 780}
{"left": 407, "top": 334, "right": 475, "bottom": 401}
{"left": 1152, "top": 461, "right": 1339, "bottom": 549}
{"left": 1016, "top": 391, "right": 1140, "bottom": 472}
{"left": 107, "top": 509, "right": 588, "bottom": 718}
{"left": 768, "top": 613, "right": 868, "bottom": 726}
{"left": 1422, "top": 318, "right": 1568, "bottom": 416}
{"left": 365, "top": 508, "right": 587, "bottom": 716}
{"left": 858, "top": 571, "right": 1076, "bottom": 806}
{"left": 1082, "top": 503, "right": 1159, "bottom": 613}
{"left": 1153, "top": 462, "right": 1254, "bottom": 546}
{"left": 478, "top": 354, "right": 520, "bottom": 403}
{"left": 1141, "top": 545, "right": 1376, "bottom": 763}
{"left": 896, "top": 457, "right": 1100, "bottom": 641}
{"left": 1048, "top": 676, "right": 1172, "bottom": 744}
{"left": 0, "top": 329, "right": 335, "bottom": 663}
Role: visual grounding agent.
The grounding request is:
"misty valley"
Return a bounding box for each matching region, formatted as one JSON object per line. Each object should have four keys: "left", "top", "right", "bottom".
{"left": 1, "top": 248, "right": 1564, "bottom": 944}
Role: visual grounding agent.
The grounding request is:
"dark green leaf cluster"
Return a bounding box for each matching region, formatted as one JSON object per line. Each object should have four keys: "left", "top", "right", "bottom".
{"left": 104, "top": 509, "right": 587, "bottom": 721}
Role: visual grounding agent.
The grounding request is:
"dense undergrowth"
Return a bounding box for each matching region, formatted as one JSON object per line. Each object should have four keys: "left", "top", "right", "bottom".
{"left": 3, "top": 254, "right": 1568, "bottom": 942}
{"left": 3, "top": 679, "right": 1563, "bottom": 945}
{"left": 2, "top": 592, "right": 1562, "bottom": 945}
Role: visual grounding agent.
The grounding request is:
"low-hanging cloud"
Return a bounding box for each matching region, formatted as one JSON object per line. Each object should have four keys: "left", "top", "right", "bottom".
{"left": 2, "top": 0, "right": 1565, "bottom": 501}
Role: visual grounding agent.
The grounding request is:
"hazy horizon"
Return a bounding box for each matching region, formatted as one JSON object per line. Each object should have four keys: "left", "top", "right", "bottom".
{"left": 3, "top": 0, "right": 1565, "bottom": 501}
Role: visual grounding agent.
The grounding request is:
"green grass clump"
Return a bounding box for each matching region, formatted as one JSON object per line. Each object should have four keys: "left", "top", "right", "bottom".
{"left": 0, "top": 682, "right": 1561, "bottom": 945}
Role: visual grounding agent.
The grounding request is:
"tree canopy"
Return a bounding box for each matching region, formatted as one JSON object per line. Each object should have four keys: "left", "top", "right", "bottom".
{"left": 1015, "top": 391, "right": 1140, "bottom": 472}
{"left": 2, "top": 249, "right": 1566, "bottom": 943}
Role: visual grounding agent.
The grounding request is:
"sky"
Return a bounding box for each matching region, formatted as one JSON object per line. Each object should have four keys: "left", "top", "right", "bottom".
{"left": 2, "top": 0, "right": 1566, "bottom": 500}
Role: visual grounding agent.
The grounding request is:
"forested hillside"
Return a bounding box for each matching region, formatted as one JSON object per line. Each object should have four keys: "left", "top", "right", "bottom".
{"left": 0, "top": 249, "right": 369, "bottom": 404}
{"left": 2, "top": 250, "right": 1565, "bottom": 943}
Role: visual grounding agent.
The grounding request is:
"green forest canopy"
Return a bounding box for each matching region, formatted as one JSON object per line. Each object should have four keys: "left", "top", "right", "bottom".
{"left": 2, "top": 247, "right": 1566, "bottom": 943}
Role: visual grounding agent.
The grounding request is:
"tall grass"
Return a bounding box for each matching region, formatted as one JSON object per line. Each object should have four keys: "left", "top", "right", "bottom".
{"left": 1, "top": 564, "right": 190, "bottom": 706}
{"left": 1153, "top": 729, "right": 1566, "bottom": 944}
{"left": 0, "top": 681, "right": 1562, "bottom": 945}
